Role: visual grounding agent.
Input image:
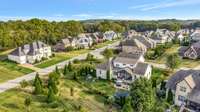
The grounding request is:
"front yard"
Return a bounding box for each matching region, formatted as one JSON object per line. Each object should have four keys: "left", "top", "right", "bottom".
{"left": 35, "top": 39, "right": 120, "bottom": 68}
{"left": 0, "top": 60, "right": 34, "bottom": 83}
{"left": 35, "top": 49, "right": 91, "bottom": 68}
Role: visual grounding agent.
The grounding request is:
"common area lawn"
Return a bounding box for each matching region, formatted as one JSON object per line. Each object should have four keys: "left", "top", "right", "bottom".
{"left": 0, "top": 60, "right": 34, "bottom": 83}
{"left": 0, "top": 75, "right": 116, "bottom": 112}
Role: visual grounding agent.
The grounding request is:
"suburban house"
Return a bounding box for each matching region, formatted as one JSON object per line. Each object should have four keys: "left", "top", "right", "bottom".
{"left": 77, "top": 34, "right": 93, "bottom": 48}
{"left": 166, "top": 70, "right": 200, "bottom": 111}
{"left": 103, "top": 31, "right": 118, "bottom": 41}
{"left": 53, "top": 37, "right": 71, "bottom": 51}
{"left": 133, "top": 36, "right": 157, "bottom": 49}
{"left": 124, "top": 30, "right": 140, "bottom": 39}
{"left": 8, "top": 41, "right": 52, "bottom": 64}
{"left": 150, "top": 29, "right": 173, "bottom": 44}
{"left": 90, "top": 32, "right": 104, "bottom": 43}
{"left": 179, "top": 41, "right": 200, "bottom": 59}
{"left": 175, "top": 33, "right": 185, "bottom": 41}
{"left": 120, "top": 38, "right": 147, "bottom": 54}
{"left": 96, "top": 52, "right": 152, "bottom": 90}
{"left": 189, "top": 29, "right": 200, "bottom": 43}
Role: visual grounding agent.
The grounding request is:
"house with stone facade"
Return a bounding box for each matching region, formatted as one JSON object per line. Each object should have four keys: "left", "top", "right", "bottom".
{"left": 166, "top": 70, "right": 200, "bottom": 111}
{"left": 8, "top": 41, "right": 52, "bottom": 64}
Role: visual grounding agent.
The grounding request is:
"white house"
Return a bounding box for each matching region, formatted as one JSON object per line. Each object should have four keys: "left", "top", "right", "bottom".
{"left": 103, "top": 31, "right": 118, "bottom": 41}
{"left": 8, "top": 41, "right": 52, "bottom": 64}
{"left": 96, "top": 52, "right": 152, "bottom": 90}
{"left": 77, "top": 34, "right": 93, "bottom": 48}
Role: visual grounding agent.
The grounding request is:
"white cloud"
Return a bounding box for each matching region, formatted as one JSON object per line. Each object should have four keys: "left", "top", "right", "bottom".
{"left": 129, "top": 0, "right": 200, "bottom": 11}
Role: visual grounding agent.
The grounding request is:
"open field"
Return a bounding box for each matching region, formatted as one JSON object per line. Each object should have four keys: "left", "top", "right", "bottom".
{"left": 0, "top": 61, "right": 34, "bottom": 83}
{"left": 0, "top": 76, "right": 116, "bottom": 112}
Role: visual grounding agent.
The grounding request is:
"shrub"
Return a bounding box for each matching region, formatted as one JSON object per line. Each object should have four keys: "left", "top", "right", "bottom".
{"left": 20, "top": 80, "right": 29, "bottom": 88}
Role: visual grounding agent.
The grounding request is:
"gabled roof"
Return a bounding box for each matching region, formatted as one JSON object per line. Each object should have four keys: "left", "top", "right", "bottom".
{"left": 133, "top": 62, "right": 149, "bottom": 75}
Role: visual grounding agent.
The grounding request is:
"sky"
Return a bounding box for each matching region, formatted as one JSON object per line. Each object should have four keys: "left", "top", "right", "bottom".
{"left": 0, "top": 0, "right": 200, "bottom": 21}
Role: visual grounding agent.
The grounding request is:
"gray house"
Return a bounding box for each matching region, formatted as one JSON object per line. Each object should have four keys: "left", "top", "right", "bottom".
{"left": 179, "top": 41, "right": 200, "bottom": 59}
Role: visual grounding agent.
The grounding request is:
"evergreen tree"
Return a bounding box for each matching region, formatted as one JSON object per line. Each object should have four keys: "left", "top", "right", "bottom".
{"left": 73, "top": 72, "right": 78, "bottom": 81}
{"left": 48, "top": 76, "right": 58, "bottom": 94}
{"left": 70, "top": 87, "right": 74, "bottom": 96}
{"left": 68, "top": 62, "right": 72, "bottom": 72}
{"left": 24, "top": 97, "right": 31, "bottom": 112}
{"left": 47, "top": 87, "right": 56, "bottom": 103}
{"left": 33, "top": 73, "right": 42, "bottom": 86}
{"left": 34, "top": 78, "right": 43, "bottom": 94}
{"left": 167, "top": 89, "right": 174, "bottom": 104}
{"left": 122, "top": 97, "right": 134, "bottom": 112}
{"left": 63, "top": 64, "right": 68, "bottom": 76}
{"left": 55, "top": 66, "right": 60, "bottom": 74}
{"left": 106, "top": 70, "right": 111, "bottom": 80}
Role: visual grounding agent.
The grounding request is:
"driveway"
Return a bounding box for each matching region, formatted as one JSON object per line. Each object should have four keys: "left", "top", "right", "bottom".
{"left": 0, "top": 41, "right": 120, "bottom": 93}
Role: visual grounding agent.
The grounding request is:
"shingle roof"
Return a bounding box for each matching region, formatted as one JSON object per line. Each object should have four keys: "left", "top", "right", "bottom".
{"left": 166, "top": 69, "right": 200, "bottom": 104}
{"left": 96, "top": 59, "right": 112, "bottom": 70}
{"left": 166, "top": 70, "right": 197, "bottom": 91}
{"left": 133, "top": 62, "right": 149, "bottom": 75}
{"left": 9, "top": 41, "right": 49, "bottom": 56}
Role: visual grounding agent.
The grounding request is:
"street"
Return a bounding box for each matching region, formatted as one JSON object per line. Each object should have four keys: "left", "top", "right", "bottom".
{"left": 0, "top": 41, "right": 120, "bottom": 93}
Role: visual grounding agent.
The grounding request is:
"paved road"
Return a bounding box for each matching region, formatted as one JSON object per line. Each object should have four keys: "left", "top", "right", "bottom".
{"left": 0, "top": 41, "right": 120, "bottom": 93}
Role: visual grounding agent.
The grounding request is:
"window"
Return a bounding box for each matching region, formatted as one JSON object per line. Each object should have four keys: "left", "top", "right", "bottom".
{"left": 130, "top": 65, "right": 134, "bottom": 67}
{"left": 178, "top": 95, "right": 186, "bottom": 102}
{"left": 123, "top": 64, "right": 126, "bottom": 66}
{"left": 116, "top": 64, "right": 119, "bottom": 67}
{"left": 99, "top": 70, "right": 101, "bottom": 74}
{"left": 180, "top": 86, "right": 186, "bottom": 92}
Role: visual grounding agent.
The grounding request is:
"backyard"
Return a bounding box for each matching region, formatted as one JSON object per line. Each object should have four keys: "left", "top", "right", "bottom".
{"left": 146, "top": 44, "right": 200, "bottom": 68}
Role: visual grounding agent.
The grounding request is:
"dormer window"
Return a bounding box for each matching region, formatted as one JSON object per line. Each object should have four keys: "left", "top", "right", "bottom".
{"left": 180, "top": 86, "right": 186, "bottom": 92}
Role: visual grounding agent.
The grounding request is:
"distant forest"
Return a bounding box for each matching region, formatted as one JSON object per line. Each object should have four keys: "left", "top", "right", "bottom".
{"left": 0, "top": 18, "right": 200, "bottom": 50}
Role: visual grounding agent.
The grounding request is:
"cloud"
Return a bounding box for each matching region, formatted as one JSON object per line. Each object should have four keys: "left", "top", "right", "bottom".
{"left": 129, "top": 0, "right": 200, "bottom": 11}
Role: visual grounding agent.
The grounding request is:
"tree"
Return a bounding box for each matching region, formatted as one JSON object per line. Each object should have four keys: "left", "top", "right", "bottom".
{"left": 63, "top": 64, "right": 68, "bottom": 76}
{"left": 130, "top": 78, "right": 155, "bottom": 112}
{"left": 47, "top": 87, "right": 56, "bottom": 103}
{"left": 86, "top": 53, "right": 94, "bottom": 61}
{"left": 70, "top": 87, "right": 74, "bottom": 96}
{"left": 20, "top": 80, "right": 29, "bottom": 88}
{"left": 33, "top": 73, "right": 42, "bottom": 86}
{"left": 122, "top": 97, "right": 134, "bottom": 112}
{"left": 34, "top": 77, "right": 43, "bottom": 94}
{"left": 24, "top": 97, "right": 31, "bottom": 112}
{"left": 166, "top": 53, "right": 181, "bottom": 71}
{"left": 106, "top": 70, "right": 111, "bottom": 80}
{"left": 55, "top": 66, "right": 60, "bottom": 74}
{"left": 48, "top": 76, "right": 58, "bottom": 94}
{"left": 102, "top": 48, "right": 113, "bottom": 59}
{"left": 167, "top": 89, "right": 173, "bottom": 104}
{"left": 68, "top": 61, "right": 73, "bottom": 72}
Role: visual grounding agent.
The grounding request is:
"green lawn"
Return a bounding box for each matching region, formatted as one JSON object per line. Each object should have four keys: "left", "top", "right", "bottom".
{"left": 147, "top": 44, "right": 180, "bottom": 64}
{"left": 36, "top": 40, "right": 120, "bottom": 68}
{"left": 35, "top": 49, "right": 91, "bottom": 68}
{"left": 0, "top": 60, "right": 34, "bottom": 83}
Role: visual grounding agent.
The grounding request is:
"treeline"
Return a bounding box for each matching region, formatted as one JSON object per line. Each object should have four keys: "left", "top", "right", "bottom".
{"left": 0, "top": 18, "right": 199, "bottom": 50}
